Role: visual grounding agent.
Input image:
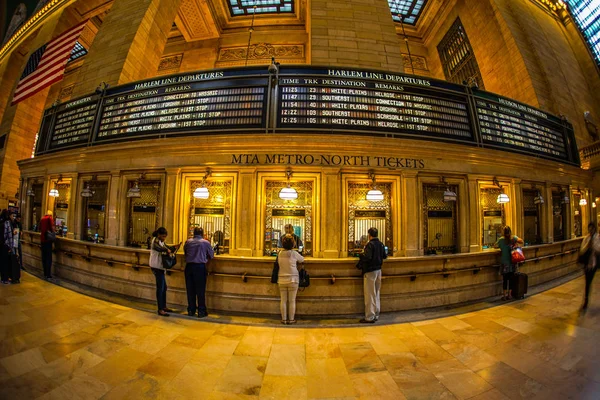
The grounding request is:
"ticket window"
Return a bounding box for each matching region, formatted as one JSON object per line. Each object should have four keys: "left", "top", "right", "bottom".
{"left": 574, "top": 192, "right": 583, "bottom": 237}
{"left": 552, "top": 190, "right": 568, "bottom": 242}
{"left": 481, "top": 188, "right": 504, "bottom": 249}
{"left": 522, "top": 189, "right": 541, "bottom": 245}
{"left": 264, "top": 181, "right": 313, "bottom": 256}
{"left": 189, "top": 181, "right": 232, "bottom": 254}
{"left": 82, "top": 181, "right": 108, "bottom": 243}
{"left": 347, "top": 182, "right": 392, "bottom": 257}
{"left": 127, "top": 181, "right": 161, "bottom": 248}
{"left": 28, "top": 183, "right": 44, "bottom": 230}
{"left": 53, "top": 183, "right": 70, "bottom": 237}
{"left": 423, "top": 184, "right": 458, "bottom": 255}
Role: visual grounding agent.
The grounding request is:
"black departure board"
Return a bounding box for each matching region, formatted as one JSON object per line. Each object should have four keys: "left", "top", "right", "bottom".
{"left": 474, "top": 91, "right": 568, "bottom": 161}
{"left": 96, "top": 78, "right": 268, "bottom": 142}
{"left": 277, "top": 69, "right": 473, "bottom": 142}
{"left": 46, "top": 95, "right": 100, "bottom": 150}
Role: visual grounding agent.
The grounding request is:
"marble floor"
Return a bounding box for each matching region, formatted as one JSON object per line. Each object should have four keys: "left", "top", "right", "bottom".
{"left": 1, "top": 274, "right": 600, "bottom": 400}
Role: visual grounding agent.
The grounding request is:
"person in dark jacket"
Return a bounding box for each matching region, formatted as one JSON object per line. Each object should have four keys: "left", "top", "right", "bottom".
{"left": 357, "top": 227, "right": 387, "bottom": 323}
{"left": 0, "top": 210, "right": 10, "bottom": 283}
{"left": 39, "top": 210, "right": 56, "bottom": 279}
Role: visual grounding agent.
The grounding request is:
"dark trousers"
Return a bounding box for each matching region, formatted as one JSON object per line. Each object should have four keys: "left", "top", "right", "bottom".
{"left": 10, "top": 252, "right": 20, "bottom": 282}
{"left": 584, "top": 266, "right": 597, "bottom": 305}
{"left": 503, "top": 272, "right": 515, "bottom": 291}
{"left": 185, "top": 263, "right": 207, "bottom": 315}
{"left": 0, "top": 247, "right": 10, "bottom": 282}
{"left": 41, "top": 242, "right": 53, "bottom": 278}
{"left": 152, "top": 269, "right": 167, "bottom": 311}
{"left": 18, "top": 243, "right": 23, "bottom": 269}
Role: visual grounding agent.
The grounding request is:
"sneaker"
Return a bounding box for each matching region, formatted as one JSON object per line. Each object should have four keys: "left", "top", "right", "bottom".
{"left": 374, "top": 316, "right": 379, "bottom": 321}
{"left": 359, "top": 318, "right": 376, "bottom": 324}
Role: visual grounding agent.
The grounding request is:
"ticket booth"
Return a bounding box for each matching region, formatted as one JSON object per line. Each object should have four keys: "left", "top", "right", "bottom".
{"left": 189, "top": 180, "right": 232, "bottom": 254}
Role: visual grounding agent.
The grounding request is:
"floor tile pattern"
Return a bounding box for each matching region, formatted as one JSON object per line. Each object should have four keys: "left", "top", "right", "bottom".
{"left": 1, "top": 272, "right": 599, "bottom": 399}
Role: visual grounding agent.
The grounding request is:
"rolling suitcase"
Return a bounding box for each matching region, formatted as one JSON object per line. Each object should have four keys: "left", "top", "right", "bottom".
{"left": 510, "top": 272, "right": 528, "bottom": 299}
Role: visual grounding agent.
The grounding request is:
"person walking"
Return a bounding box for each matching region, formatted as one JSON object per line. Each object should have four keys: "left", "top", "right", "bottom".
{"left": 5, "top": 212, "right": 19, "bottom": 283}
{"left": 580, "top": 222, "right": 600, "bottom": 311}
{"left": 358, "top": 227, "right": 387, "bottom": 323}
{"left": 183, "top": 227, "right": 214, "bottom": 318}
{"left": 149, "top": 227, "right": 179, "bottom": 317}
{"left": 0, "top": 210, "right": 10, "bottom": 284}
{"left": 496, "top": 226, "right": 524, "bottom": 301}
{"left": 15, "top": 214, "right": 23, "bottom": 271}
{"left": 277, "top": 234, "right": 304, "bottom": 324}
{"left": 39, "top": 210, "right": 56, "bottom": 280}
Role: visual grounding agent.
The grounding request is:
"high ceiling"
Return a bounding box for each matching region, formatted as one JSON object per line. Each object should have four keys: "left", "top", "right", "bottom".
{"left": 227, "top": 0, "right": 294, "bottom": 16}
{"left": 388, "top": 0, "right": 428, "bottom": 25}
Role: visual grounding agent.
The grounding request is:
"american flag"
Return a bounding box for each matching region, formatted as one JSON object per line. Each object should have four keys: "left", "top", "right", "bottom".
{"left": 11, "top": 21, "right": 87, "bottom": 105}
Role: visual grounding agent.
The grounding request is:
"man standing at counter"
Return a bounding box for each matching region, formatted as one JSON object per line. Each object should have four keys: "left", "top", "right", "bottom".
{"left": 358, "top": 227, "right": 387, "bottom": 323}
{"left": 39, "top": 210, "right": 55, "bottom": 280}
{"left": 184, "top": 227, "right": 214, "bottom": 318}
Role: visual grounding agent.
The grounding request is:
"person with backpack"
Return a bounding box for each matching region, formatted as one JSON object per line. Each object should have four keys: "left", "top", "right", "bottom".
{"left": 580, "top": 222, "right": 600, "bottom": 311}
{"left": 357, "top": 227, "right": 387, "bottom": 323}
{"left": 496, "top": 226, "right": 524, "bottom": 300}
{"left": 149, "top": 227, "right": 180, "bottom": 316}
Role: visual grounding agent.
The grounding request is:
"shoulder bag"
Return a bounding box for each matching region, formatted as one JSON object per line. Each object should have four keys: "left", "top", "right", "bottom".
{"left": 271, "top": 256, "right": 279, "bottom": 284}
{"left": 162, "top": 245, "right": 178, "bottom": 270}
{"left": 299, "top": 268, "right": 310, "bottom": 288}
{"left": 46, "top": 231, "right": 56, "bottom": 242}
{"left": 511, "top": 237, "right": 525, "bottom": 264}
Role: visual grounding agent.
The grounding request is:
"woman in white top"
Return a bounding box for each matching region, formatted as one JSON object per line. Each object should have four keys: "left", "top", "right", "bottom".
{"left": 278, "top": 234, "right": 304, "bottom": 324}
{"left": 580, "top": 222, "right": 600, "bottom": 310}
{"left": 149, "top": 227, "right": 180, "bottom": 316}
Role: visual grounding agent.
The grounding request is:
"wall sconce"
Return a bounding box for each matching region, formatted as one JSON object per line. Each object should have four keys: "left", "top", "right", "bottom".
{"left": 366, "top": 171, "right": 384, "bottom": 202}
{"left": 127, "top": 173, "right": 145, "bottom": 198}
{"left": 193, "top": 169, "right": 211, "bottom": 199}
{"left": 279, "top": 168, "right": 298, "bottom": 200}
{"left": 81, "top": 176, "right": 96, "bottom": 198}
{"left": 49, "top": 175, "right": 61, "bottom": 197}
{"left": 441, "top": 177, "right": 457, "bottom": 202}
{"left": 577, "top": 188, "right": 587, "bottom": 206}
{"left": 493, "top": 177, "right": 509, "bottom": 204}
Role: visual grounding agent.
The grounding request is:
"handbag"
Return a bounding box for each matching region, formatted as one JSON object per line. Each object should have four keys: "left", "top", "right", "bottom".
{"left": 299, "top": 268, "right": 310, "bottom": 288}
{"left": 161, "top": 245, "right": 179, "bottom": 270}
{"left": 511, "top": 247, "right": 525, "bottom": 264}
{"left": 46, "top": 231, "right": 56, "bottom": 242}
{"left": 271, "top": 256, "right": 279, "bottom": 284}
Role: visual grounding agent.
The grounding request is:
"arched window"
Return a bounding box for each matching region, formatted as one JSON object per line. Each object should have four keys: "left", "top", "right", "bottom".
{"left": 388, "top": 0, "right": 428, "bottom": 25}
{"left": 566, "top": 0, "right": 600, "bottom": 67}
{"left": 228, "top": 0, "right": 294, "bottom": 16}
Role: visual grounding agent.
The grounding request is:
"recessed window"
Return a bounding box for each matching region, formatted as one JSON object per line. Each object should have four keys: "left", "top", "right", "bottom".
{"left": 566, "top": 0, "right": 600, "bottom": 67}
{"left": 228, "top": 0, "right": 294, "bottom": 17}
{"left": 437, "top": 18, "right": 485, "bottom": 89}
{"left": 388, "top": 0, "right": 428, "bottom": 25}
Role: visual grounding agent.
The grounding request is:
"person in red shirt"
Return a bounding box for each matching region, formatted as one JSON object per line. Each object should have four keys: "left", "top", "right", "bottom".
{"left": 39, "top": 210, "right": 55, "bottom": 279}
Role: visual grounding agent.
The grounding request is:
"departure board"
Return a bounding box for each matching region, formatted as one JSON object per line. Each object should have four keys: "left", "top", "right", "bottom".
{"left": 277, "top": 71, "right": 473, "bottom": 142}
{"left": 47, "top": 95, "right": 100, "bottom": 150}
{"left": 96, "top": 77, "right": 268, "bottom": 142}
{"left": 475, "top": 91, "right": 568, "bottom": 161}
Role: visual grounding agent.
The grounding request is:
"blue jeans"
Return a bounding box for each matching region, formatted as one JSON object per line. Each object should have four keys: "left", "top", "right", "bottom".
{"left": 152, "top": 269, "right": 167, "bottom": 311}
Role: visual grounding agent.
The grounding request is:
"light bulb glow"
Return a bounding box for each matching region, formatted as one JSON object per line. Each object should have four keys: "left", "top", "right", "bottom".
{"left": 194, "top": 186, "right": 210, "bottom": 199}
{"left": 497, "top": 193, "right": 510, "bottom": 204}
{"left": 279, "top": 186, "right": 298, "bottom": 200}
{"left": 366, "top": 189, "right": 384, "bottom": 202}
{"left": 579, "top": 198, "right": 587, "bottom": 206}
{"left": 49, "top": 188, "right": 59, "bottom": 197}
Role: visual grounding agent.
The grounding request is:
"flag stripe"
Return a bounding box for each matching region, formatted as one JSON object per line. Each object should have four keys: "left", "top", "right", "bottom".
{"left": 11, "top": 21, "right": 87, "bottom": 106}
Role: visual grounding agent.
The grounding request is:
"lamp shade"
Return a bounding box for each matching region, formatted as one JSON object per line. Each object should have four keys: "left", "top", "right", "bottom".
{"left": 366, "top": 188, "right": 384, "bottom": 202}
{"left": 534, "top": 192, "right": 544, "bottom": 205}
{"left": 579, "top": 198, "right": 587, "bottom": 206}
{"left": 279, "top": 186, "right": 298, "bottom": 200}
{"left": 81, "top": 185, "right": 94, "bottom": 198}
{"left": 127, "top": 183, "right": 141, "bottom": 198}
{"left": 26, "top": 187, "right": 35, "bottom": 197}
{"left": 49, "top": 188, "right": 59, "bottom": 197}
{"left": 193, "top": 186, "right": 210, "bottom": 199}
{"left": 443, "top": 188, "right": 457, "bottom": 202}
{"left": 497, "top": 193, "right": 510, "bottom": 204}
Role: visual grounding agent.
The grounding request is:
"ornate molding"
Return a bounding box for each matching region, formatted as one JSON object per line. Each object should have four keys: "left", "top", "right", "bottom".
{"left": 175, "top": 0, "right": 219, "bottom": 41}
{"left": 158, "top": 54, "right": 183, "bottom": 74}
{"left": 402, "top": 53, "right": 428, "bottom": 71}
{"left": 58, "top": 85, "right": 74, "bottom": 100}
{"left": 217, "top": 43, "right": 304, "bottom": 66}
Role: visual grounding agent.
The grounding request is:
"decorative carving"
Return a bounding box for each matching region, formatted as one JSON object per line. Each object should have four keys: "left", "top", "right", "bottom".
{"left": 218, "top": 43, "right": 304, "bottom": 65}
{"left": 58, "top": 85, "right": 74, "bottom": 100}
{"left": 401, "top": 53, "right": 428, "bottom": 71}
{"left": 175, "top": 0, "right": 219, "bottom": 41}
{"left": 158, "top": 54, "right": 183, "bottom": 72}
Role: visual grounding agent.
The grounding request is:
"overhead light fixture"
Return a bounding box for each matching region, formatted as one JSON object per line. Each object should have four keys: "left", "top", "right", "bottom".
{"left": 81, "top": 176, "right": 96, "bottom": 198}
{"left": 441, "top": 177, "right": 457, "bottom": 202}
{"left": 26, "top": 186, "right": 35, "bottom": 196}
{"left": 579, "top": 198, "right": 587, "bottom": 206}
{"left": 49, "top": 175, "right": 61, "bottom": 197}
{"left": 279, "top": 168, "right": 298, "bottom": 200}
{"left": 561, "top": 189, "right": 570, "bottom": 204}
{"left": 534, "top": 190, "right": 544, "bottom": 205}
{"left": 366, "top": 171, "right": 384, "bottom": 202}
{"left": 578, "top": 188, "right": 587, "bottom": 206}
{"left": 127, "top": 173, "right": 145, "bottom": 198}
{"left": 193, "top": 168, "right": 212, "bottom": 199}
{"left": 493, "top": 177, "right": 509, "bottom": 204}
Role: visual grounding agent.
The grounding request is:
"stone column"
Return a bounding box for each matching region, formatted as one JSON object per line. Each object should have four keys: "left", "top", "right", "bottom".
{"left": 105, "top": 171, "right": 122, "bottom": 246}
{"left": 163, "top": 168, "right": 181, "bottom": 245}
{"left": 66, "top": 175, "right": 78, "bottom": 240}
{"left": 235, "top": 170, "right": 257, "bottom": 257}
{"left": 71, "top": 0, "right": 183, "bottom": 97}
{"left": 543, "top": 182, "right": 553, "bottom": 243}
{"left": 467, "top": 176, "right": 480, "bottom": 252}
{"left": 567, "top": 185, "right": 574, "bottom": 239}
{"left": 322, "top": 169, "right": 341, "bottom": 258}
{"left": 511, "top": 179, "right": 522, "bottom": 237}
{"left": 310, "top": 0, "right": 405, "bottom": 72}
{"left": 401, "top": 171, "right": 419, "bottom": 256}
